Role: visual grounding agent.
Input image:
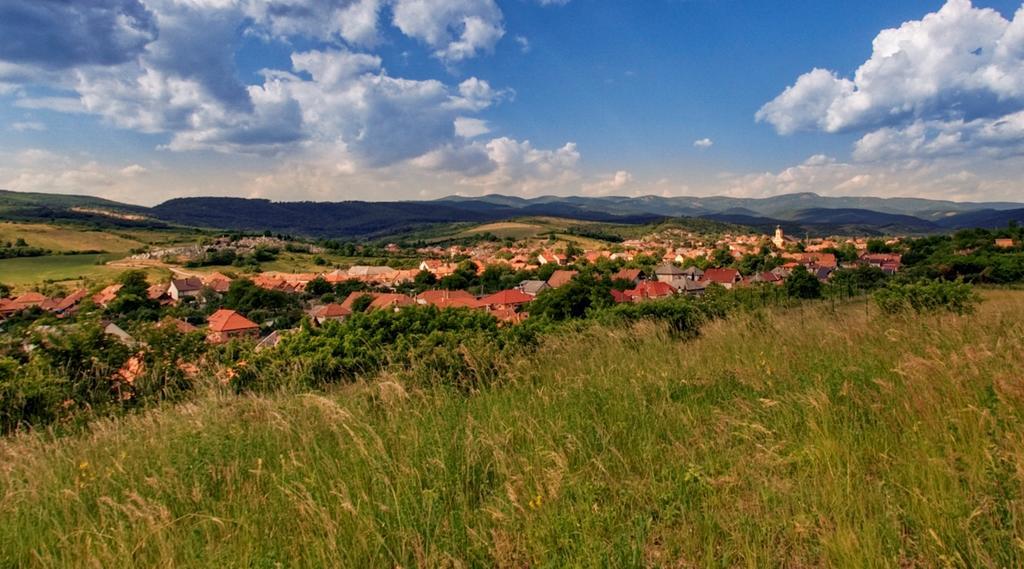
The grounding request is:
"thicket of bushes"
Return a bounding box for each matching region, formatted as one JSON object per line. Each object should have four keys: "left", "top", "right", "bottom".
{"left": 873, "top": 280, "right": 981, "bottom": 316}
{"left": 0, "top": 259, "right": 994, "bottom": 435}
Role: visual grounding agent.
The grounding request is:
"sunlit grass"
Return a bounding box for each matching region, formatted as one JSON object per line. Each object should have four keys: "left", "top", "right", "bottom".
{"left": 2, "top": 291, "right": 1023, "bottom": 567}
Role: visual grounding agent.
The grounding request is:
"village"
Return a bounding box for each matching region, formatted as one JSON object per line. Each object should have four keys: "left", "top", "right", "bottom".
{"left": 0, "top": 225, "right": 906, "bottom": 348}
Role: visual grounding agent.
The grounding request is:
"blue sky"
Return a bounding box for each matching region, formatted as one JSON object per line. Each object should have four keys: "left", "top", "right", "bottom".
{"left": 1, "top": 0, "right": 1023, "bottom": 204}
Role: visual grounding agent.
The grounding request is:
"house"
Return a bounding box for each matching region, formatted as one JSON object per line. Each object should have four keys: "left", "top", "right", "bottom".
{"left": 310, "top": 303, "right": 352, "bottom": 325}
{"left": 0, "top": 292, "right": 49, "bottom": 317}
{"left": 203, "top": 272, "right": 233, "bottom": 293}
{"left": 157, "top": 317, "right": 198, "bottom": 334}
{"left": 103, "top": 321, "right": 137, "bottom": 346}
{"left": 536, "top": 251, "right": 565, "bottom": 266}
{"left": 612, "top": 268, "right": 645, "bottom": 285}
{"left": 654, "top": 264, "right": 689, "bottom": 290}
{"left": 546, "top": 270, "right": 578, "bottom": 289}
{"left": 256, "top": 329, "right": 293, "bottom": 351}
{"left": 681, "top": 266, "right": 705, "bottom": 281}
{"left": 518, "top": 280, "right": 550, "bottom": 297}
{"left": 92, "top": 284, "right": 123, "bottom": 308}
{"left": 743, "top": 272, "right": 783, "bottom": 286}
{"left": 623, "top": 280, "right": 676, "bottom": 302}
{"left": 479, "top": 289, "right": 533, "bottom": 309}
{"left": 323, "top": 269, "right": 351, "bottom": 284}
{"left": 369, "top": 293, "right": 415, "bottom": 312}
{"left": 416, "top": 290, "right": 480, "bottom": 309}
{"left": 702, "top": 268, "right": 742, "bottom": 289}
{"left": 488, "top": 306, "right": 527, "bottom": 324}
{"left": 206, "top": 309, "right": 260, "bottom": 344}
{"left": 679, "top": 279, "right": 707, "bottom": 296}
{"left": 147, "top": 283, "right": 170, "bottom": 303}
{"left": 418, "top": 260, "right": 458, "bottom": 277}
{"left": 860, "top": 253, "right": 902, "bottom": 274}
{"left": 788, "top": 252, "right": 838, "bottom": 270}
{"left": 341, "top": 291, "right": 414, "bottom": 312}
{"left": 995, "top": 238, "right": 1016, "bottom": 249}
{"left": 51, "top": 289, "right": 89, "bottom": 317}
{"left": 168, "top": 277, "right": 203, "bottom": 301}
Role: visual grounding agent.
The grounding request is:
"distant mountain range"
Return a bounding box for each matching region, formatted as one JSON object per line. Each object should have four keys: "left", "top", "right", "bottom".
{"left": 2, "top": 189, "right": 1023, "bottom": 239}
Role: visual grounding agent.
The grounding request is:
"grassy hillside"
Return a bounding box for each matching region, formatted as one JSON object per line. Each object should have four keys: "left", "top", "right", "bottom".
{"left": 2, "top": 292, "right": 1024, "bottom": 566}
{"left": 0, "top": 222, "right": 147, "bottom": 253}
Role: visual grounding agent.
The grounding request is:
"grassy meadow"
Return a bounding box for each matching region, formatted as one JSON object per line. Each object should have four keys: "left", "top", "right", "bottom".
{"left": 2, "top": 291, "right": 1024, "bottom": 567}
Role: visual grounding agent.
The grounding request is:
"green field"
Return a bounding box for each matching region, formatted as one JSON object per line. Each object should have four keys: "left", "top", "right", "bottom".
{"left": 0, "top": 222, "right": 147, "bottom": 254}
{"left": 2, "top": 291, "right": 1023, "bottom": 566}
{"left": 0, "top": 254, "right": 170, "bottom": 289}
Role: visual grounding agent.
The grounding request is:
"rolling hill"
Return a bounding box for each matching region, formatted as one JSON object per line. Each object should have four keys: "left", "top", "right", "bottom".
{"left": 1, "top": 189, "right": 1021, "bottom": 238}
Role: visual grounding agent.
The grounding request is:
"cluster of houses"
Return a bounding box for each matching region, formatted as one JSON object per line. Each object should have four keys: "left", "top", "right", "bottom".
{"left": 2, "top": 225, "right": 911, "bottom": 348}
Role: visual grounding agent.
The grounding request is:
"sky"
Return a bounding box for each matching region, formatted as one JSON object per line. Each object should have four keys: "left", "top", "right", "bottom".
{"left": 1, "top": 0, "right": 1023, "bottom": 205}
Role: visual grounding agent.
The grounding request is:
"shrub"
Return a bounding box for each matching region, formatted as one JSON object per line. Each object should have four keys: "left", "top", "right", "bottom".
{"left": 873, "top": 280, "right": 981, "bottom": 315}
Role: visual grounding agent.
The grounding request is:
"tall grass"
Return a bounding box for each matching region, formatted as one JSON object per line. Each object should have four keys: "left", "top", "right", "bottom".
{"left": 2, "top": 291, "right": 1024, "bottom": 567}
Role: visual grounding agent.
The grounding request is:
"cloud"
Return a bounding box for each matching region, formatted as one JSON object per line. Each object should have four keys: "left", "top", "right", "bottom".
{"left": 243, "top": 0, "right": 384, "bottom": 46}
{"left": 514, "top": 36, "right": 531, "bottom": 54}
{"left": 391, "top": 0, "right": 504, "bottom": 62}
{"left": 582, "top": 170, "right": 633, "bottom": 195}
{"left": 693, "top": 138, "right": 713, "bottom": 149}
{"left": 454, "top": 117, "right": 490, "bottom": 138}
{"left": 707, "top": 152, "right": 1024, "bottom": 202}
{"left": 0, "top": 0, "right": 586, "bottom": 200}
{"left": 120, "top": 164, "right": 149, "bottom": 176}
{"left": 0, "top": 0, "right": 157, "bottom": 69}
{"left": 758, "top": 0, "right": 1024, "bottom": 163}
{"left": 14, "top": 97, "right": 86, "bottom": 114}
{"left": 9, "top": 121, "right": 46, "bottom": 132}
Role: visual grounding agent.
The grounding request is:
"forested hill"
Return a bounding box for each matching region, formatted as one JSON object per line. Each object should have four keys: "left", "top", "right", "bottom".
{"left": 2, "top": 188, "right": 1024, "bottom": 238}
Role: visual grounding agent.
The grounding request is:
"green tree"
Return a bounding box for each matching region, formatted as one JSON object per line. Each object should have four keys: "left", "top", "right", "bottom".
{"left": 785, "top": 265, "right": 822, "bottom": 299}
{"left": 305, "top": 276, "right": 333, "bottom": 297}
{"left": 351, "top": 294, "right": 374, "bottom": 314}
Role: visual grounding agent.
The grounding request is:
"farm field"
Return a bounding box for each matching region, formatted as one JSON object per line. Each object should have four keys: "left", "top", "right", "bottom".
{"left": 0, "top": 222, "right": 147, "bottom": 254}
{"left": 0, "top": 254, "right": 171, "bottom": 289}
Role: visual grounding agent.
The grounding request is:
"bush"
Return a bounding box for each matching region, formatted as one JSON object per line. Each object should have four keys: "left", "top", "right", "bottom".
{"left": 785, "top": 265, "right": 822, "bottom": 299}
{"left": 873, "top": 280, "right": 981, "bottom": 316}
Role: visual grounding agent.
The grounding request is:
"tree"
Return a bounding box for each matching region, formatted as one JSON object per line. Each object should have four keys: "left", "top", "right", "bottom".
{"left": 867, "top": 239, "right": 894, "bottom": 254}
{"left": 785, "top": 265, "right": 822, "bottom": 299}
{"left": 106, "top": 270, "right": 159, "bottom": 321}
{"left": 529, "top": 273, "right": 612, "bottom": 321}
{"left": 414, "top": 270, "right": 437, "bottom": 288}
{"left": 351, "top": 294, "right": 374, "bottom": 313}
{"left": 0, "top": 283, "right": 10, "bottom": 298}
{"left": 711, "top": 248, "right": 733, "bottom": 268}
{"left": 305, "top": 276, "right": 333, "bottom": 297}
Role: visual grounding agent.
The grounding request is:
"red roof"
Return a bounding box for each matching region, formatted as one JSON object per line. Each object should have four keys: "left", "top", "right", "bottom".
{"left": 479, "top": 289, "right": 533, "bottom": 306}
{"left": 416, "top": 289, "right": 477, "bottom": 305}
{"left": 703, "top": 268, "right": 741, "bottom": 284}
{"left": 369, "top": 293, "right": 415, "bottom": 310}
{"left": 613, "top": 268, "right": 643, "bottom": 282}
{"left": 546, "top": 270, "right": 579, "bottom": 288}
{"left": 624, "top": 280, "right": 675, "bottom": 300}
{"left": 53, "top": 289, "right": 89, "bottom": 312}
{"left": 92, "top": 284, "right": 123, "bottom": 307}
{"left": 207, "top": 309, "right": 259, "bottom": 333}
{"left": 340, "top": 291, "right": 378, "bottom": 311}
{"left": 312, "top": 303, "right": 352, "bottom": 319}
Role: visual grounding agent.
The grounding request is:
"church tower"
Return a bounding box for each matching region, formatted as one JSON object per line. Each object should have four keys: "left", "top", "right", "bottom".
{"left": 772, "top": 225, "right": 785, "bottom": 249}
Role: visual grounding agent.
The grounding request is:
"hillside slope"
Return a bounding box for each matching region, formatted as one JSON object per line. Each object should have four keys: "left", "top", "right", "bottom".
{"left": 3, "top": 292, "right": 1023, "bottom": 566}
